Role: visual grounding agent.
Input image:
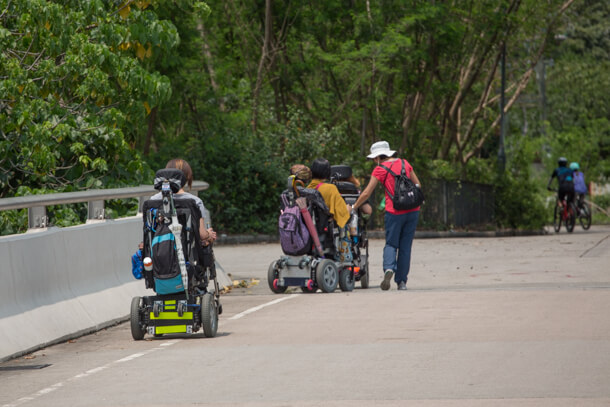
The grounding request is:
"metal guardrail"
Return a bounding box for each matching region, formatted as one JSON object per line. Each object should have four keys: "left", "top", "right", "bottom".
{"left": 0, "top": 181, "right": 209, "bottom": 229}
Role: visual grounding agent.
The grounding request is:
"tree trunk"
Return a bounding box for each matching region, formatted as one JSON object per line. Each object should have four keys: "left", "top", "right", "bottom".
{"left": 198, "top": 23, "right": 225, "bottom": 112}
{"left": 252, "top": 0, "right": 272, "bottom": 133}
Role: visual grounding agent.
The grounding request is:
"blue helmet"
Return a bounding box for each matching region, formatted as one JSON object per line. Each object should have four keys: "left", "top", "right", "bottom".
{"left": 570, "top": 162, "right": 580, "bottom": 171}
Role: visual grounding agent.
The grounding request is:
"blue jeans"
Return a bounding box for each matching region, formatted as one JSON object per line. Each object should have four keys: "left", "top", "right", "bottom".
{"left": 383, "top": 210, "right": 419, "bottom": 284}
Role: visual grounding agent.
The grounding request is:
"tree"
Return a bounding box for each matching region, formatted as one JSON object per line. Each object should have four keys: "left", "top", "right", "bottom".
{"left": 0, "top": 0, "right": 198, "bottom": 198}
{"left": 544, "top": 0, "right": 610, "bottom": 181}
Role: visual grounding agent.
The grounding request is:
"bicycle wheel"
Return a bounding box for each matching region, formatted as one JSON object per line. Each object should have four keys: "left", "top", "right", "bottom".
{"left": 579, "top": 202, "right": 592, "bottom": 230}
{"left": 553, "top": 205, "right": 561, "bottom": 232}
{"left": 565, "top": 203, "right": 576, "bottom": 233}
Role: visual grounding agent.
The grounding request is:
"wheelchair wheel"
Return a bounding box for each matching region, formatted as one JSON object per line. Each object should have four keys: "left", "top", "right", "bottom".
{"left": 315, "top": 259, "right": 338, "bottom": 293}
{"left": 360, "top": 238, "right": 369, "bottom": 289}
{"left": 359, "top": 264, "right": 369, "bottom": 289}
{"left": 339, "top": 268, "right": 355, "bottom": 292}
{"left": 130, "top": 296, "right": 145, "bottom": 341}
{"left": 267, "top": 261, "right": 287, "bottom": 294}
{"left": 201, "top": 293, "right": 218, "bottom": 338}
{"left": 301, "top": 279, "right": 316, "bottom": 293}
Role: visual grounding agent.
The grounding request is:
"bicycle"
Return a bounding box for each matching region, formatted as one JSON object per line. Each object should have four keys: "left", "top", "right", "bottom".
{"left": 574, "top": 197, "right": 592, "bottom": 230}
{"left": 550, "top": 190, "right": 576, "bottom": 233}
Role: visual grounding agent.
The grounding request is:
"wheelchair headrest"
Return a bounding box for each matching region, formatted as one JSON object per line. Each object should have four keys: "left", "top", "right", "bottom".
{"left": 334, "top": 181, "right": 359, "bottom": 195}
{"left": 154, "top": 169, "right": 186, "bottom": 193}
{"left": 330, "top": 165, "right": 352, "bottom": 181}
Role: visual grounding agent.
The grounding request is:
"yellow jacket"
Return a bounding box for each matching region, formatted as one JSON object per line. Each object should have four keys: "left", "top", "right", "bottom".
{"left": 307, "top": 179, "right": 350, "bottom": 228}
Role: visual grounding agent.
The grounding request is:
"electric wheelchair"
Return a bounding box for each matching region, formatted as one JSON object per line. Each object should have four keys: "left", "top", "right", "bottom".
{"left": 130, "top": 169, "right": 221, "bottom": 340}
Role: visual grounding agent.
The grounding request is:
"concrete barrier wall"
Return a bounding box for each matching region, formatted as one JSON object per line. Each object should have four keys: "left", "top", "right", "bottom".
{"left": 0, "top": 217, "right": 149, "bottom": 362}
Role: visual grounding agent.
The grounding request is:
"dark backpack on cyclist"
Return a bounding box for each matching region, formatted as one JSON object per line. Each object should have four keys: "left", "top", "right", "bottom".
{"left": 380, "top": 159, "right": 424, "bottom": 211}
{"left": 556, "top": 167, "right": 574, "bottom": 189}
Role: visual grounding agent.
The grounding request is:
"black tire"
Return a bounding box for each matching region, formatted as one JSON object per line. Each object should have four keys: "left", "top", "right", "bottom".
{"left": 315, "top": 259, "right": 338, "bottom": 293}
{"left": 300, "top": 287, "right": 316, "bottom": 293}
{"left": 566, "top": 203, "right": 576, "bottom": 233}
{"left": 553, "top": 205, "right": 561, "bottom": 233}
{"left": 360, "top": 239, "right": 369, "bottom": 289}
{"left": 177, "top": 301, "right": 186, "bottom": 317}
{"left": 580, "top": 202, "right": 592, "bottom": 230}
{"left": 267, "top": 261, "right": 287, "bottom": 294}
{"left": 201, "top": 293, "right": 218, "bottom": 338}
{"left": 339, "top": 268, "right": 355, "bottom": 292}
{"left": 359, "top": 264, "right": 369, "bottom": 289}
{"left": 130, "top": 296, "right": 145, "bottom": 341}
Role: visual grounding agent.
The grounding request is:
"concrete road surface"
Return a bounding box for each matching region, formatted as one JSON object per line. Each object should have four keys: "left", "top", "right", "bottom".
{"left": 1, "top": 226, "right": 609, "bottom": 407}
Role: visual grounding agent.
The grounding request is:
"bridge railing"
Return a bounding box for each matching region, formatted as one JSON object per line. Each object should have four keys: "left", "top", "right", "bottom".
{"left": 0, "top": 180, "right": 209, "bottom": 361}
{"left": 0, "top": 181, "right": 209, "bottom": 230}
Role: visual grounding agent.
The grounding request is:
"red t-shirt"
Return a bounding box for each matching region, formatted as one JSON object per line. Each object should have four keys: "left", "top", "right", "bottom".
{"left": 372, "top": 158, "right": 420, "bottom": 215}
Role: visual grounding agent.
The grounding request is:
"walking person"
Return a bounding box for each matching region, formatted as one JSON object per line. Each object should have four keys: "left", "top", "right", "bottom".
{"left": 352, "top": 141, "right": 421, "bottom": 290}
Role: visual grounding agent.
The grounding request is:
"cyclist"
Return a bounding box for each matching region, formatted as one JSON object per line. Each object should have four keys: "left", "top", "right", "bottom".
{"left": 570, "top": 162, "right": 587, "bottom": 210}
{"left": 547, "top": 157, "right": 574, "bottom": 207}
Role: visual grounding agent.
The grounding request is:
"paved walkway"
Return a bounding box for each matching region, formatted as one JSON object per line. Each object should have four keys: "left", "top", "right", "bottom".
{"left": 0, "top": 226, "right": 608, "bottom": 407}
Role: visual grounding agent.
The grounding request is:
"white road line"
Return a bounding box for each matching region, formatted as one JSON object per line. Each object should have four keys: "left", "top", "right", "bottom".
{"left": 228, "top": 295, "right": 297, "bottom": 320}
{"left": 2, "top": 341, "right": 178, "bottom": 407}
{"left": 4, "top": 297, "right": 295, "bottom": 407}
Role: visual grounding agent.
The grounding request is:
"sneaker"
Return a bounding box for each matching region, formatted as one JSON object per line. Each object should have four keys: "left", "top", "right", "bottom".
{"left": 397, "top": 281, "right": 407, "bottom": 290}
{"left": 381, "top": 269, "right": 393, "bottom": 291}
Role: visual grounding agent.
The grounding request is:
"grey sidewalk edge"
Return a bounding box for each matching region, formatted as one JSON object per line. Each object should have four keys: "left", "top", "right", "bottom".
{"left": 214, "top": 228, "right": 547, "bottom": 245}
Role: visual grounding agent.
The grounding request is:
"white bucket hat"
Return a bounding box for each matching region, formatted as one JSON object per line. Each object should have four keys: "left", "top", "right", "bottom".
{"left": 367, "top": 141, "right": 396, "bottom": 159}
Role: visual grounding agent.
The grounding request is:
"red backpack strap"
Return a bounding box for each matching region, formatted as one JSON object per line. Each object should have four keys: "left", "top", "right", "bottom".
{"left": 314, "top": 182, "right": 324, "bottom": 190}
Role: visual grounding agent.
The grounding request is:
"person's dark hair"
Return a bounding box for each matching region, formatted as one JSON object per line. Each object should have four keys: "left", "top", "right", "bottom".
{"left": 557, "top": 157, "right": 568, "bottom": 167}
{"left": 166, "top": 158, "right": 193, "bottom": 190}
{"left": 311, "top": 158, "right": 331, "bottom": 180}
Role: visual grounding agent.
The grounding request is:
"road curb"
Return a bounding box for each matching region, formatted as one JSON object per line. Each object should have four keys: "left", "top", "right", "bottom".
{"left": 214, "top": 229, "right": 547, "bottom": 245}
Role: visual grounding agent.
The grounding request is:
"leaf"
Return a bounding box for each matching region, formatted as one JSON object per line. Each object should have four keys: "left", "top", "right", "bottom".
{"left": 118, "top": 3, "right": 131, "bottom": 19}
{"left": 135, "top": 42, "right": 145, "bottom": 60}
{"left": 143, "top": 101, "right": 151, "bottom": 115}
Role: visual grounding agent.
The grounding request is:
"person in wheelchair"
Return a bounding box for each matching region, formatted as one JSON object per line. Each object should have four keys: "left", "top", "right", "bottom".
{"left": 131, "top": 162, "right": 221, "bottom": 340}
{"left": 290, "top": 163, "right": 312, "bottom": 187}
{"left": 307, "top": 159, "right": 351, "bottom": 228}
{"left": 307, "top": 158, "right": 353, "bottom": 262}
{"left": 269, "top": 161, "right": 370, "bottom": 293}
{"left": 330, "top": 165, "right": 373, "bottom": 216}
{"left": 150, "top": 158, "right": 216, "bottom": 245}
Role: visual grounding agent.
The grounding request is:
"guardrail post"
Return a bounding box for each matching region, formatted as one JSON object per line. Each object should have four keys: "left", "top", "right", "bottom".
{"left": 28, "top": 206, "right": 48, "bottom": 229}
{"left": 138, "top": 196, "right": 152, "bottom": 214}
{"left": 88, "top": 200, "right": 105, "bottom": 220}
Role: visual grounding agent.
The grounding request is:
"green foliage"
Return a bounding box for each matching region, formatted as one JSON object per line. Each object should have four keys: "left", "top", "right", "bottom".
{"left": 3, "top": 0, "right": 604, "bottom": 235}
{"left": 590, "top": 194, "right": 610, "bottom": 224}
{"left": 0, "top": 0, "right": 207, "bottom": 232}
{"left": 0, "top": 0, "right": 178, "bottom": 197}
{"left": 494, "top": 171, "right": 548, "bottom": 230}
{"left": 0, "top": 209, "right": 27, "bottom": 235}
{"left": 494, "top": 136, "right": 548, "bottom": 230}
{"left": 542, "top": 0, "right": 610, "bottom": 182}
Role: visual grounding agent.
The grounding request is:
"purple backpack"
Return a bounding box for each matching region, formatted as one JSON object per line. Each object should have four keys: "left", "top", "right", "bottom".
{"left": 279, "top": 194, "right": 312, "bottom": 255}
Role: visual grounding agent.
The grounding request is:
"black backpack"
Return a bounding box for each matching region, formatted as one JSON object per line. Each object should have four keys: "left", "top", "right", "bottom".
{"left": 380, "top": 159, "right": 424, "bottom": 211}
{"left": 556, "top": 167, "right": 574, "bottom": 188}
